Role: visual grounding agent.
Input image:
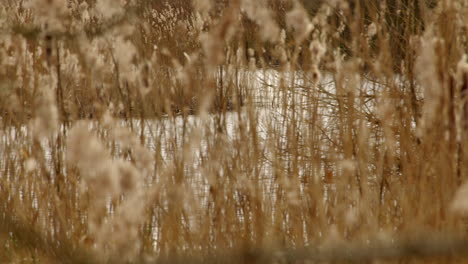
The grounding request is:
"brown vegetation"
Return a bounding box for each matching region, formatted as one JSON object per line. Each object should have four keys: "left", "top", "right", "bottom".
{"left": 0, "top": 0, "right": 467, "bottom": 263}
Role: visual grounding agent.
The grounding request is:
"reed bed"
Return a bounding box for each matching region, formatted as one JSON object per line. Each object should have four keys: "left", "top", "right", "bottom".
{"left": 0, "top": 0, "right": 467, "bottom": 263}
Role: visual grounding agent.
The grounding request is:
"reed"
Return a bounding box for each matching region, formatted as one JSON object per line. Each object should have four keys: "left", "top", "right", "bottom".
{"left": 0, "top": 0, "right": 467, "bottom": 263}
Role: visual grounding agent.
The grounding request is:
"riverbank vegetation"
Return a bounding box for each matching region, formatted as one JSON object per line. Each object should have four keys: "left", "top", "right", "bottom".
{"left": 0, "top": 0, "right": 467, "bottom": 263}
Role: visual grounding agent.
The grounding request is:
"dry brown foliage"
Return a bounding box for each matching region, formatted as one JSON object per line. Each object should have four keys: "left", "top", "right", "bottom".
{"left": 0, "top": 0, "right": 467, "bottom": 263}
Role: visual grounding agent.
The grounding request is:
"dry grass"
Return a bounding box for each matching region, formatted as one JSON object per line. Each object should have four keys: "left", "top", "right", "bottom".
{"left": 0, "top": 0, "right": 467, "bottom": 263}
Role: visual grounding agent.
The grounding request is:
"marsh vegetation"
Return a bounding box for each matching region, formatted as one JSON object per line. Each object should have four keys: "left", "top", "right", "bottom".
{"left": 0, "top": 0, "right": 467, "bottom": 263}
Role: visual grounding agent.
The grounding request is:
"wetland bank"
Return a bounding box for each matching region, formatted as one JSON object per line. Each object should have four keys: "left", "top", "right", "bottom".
{"left": 0, "top": 0, "right": 467, "bottom": 263}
